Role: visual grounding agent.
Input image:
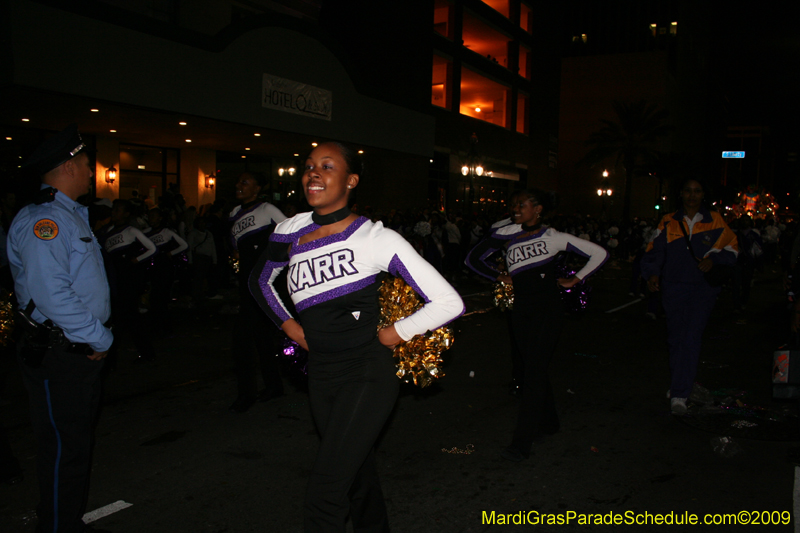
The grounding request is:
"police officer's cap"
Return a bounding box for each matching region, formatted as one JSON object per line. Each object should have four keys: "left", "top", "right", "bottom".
{"left": 22, "top": 124, "right": 92, "bottom": 176}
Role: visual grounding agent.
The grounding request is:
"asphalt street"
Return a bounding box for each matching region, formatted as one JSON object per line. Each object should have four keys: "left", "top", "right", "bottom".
{"left": 1, "top": 258, "right": 797, "bottom": 532}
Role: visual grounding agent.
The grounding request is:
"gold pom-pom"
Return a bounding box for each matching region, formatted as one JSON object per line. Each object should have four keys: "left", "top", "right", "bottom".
{"left": 378, "top": 276, "right": 455, "bottom": 388}
{"left": 0, "top": 290, "right": 15, "bottom": 347}
{"left": 493, "top": 280, "right": 514, "bottom": 311}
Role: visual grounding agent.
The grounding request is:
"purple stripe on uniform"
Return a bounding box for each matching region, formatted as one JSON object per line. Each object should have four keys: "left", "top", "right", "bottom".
{"left": 565, "top": 242, "right": 591, "bottom": 259}
{"left": 292, "top": 216, "right": 367, "bottom": 255}
{"left": 270, "top": 224, "right": 316, "bottom": 244}
{"left": 257, "top": 260, "right": 292, "bottom": 324}
{"left": 229, "top": 202, "right": 261, "bottom": 221}
{"left": 388, "top": 254, "right": 430, "bottom": 303}
{"left": 464, "top": 247, "right": 498, "bottom": 279}
{"left": 294, "top": 273, "right": 380, "bottom": 312}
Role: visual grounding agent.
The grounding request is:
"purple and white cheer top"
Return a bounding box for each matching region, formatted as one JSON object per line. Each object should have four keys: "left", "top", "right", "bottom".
{"left": 251, "top": 213, "right": 464, "bottom": 354}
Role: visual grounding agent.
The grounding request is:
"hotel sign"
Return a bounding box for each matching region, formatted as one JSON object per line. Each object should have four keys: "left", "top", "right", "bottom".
{"left": 262, "top": 74, "right": 332, "bottom": 121}
{"left": 722, "top": 151, "right": 745, "bottom": 158}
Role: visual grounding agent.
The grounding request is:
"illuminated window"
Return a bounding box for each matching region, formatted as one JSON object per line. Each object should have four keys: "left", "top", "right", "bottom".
{"left": 670, "top": 21, "right": 678, "bottom": 35}
{"left": 516, "top": 93, "right": 529, "bottom": 135}
{"left": 649, "top": 23, "right": 657, "bottom": 37}
{"left": 433, "top": 0, "right": 453, "bottom": 39}
{"left": 463, "top": 10, "right": 511, "bottom": 70}
{"left": 572, "top": 34, "right": 587, "bottom": 43}
{"left": 481, "top": 0, "right": 509, "bottom": 18}
{"left": 519, "top": 44, "right": 531, "bottom": 79}
{"left": 520, "top": 3, "right": 532, "bottom": 33}
{"left": 432, "top": 55, "right": 452, "bottom": 109}
{"left": 460, "top": 68, "right": 510, "bottom": 128}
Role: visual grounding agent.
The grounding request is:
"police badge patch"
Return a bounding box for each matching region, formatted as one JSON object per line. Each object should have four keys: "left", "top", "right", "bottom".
{"left": 33, "top": 219, "right": 59, "bottom": 240}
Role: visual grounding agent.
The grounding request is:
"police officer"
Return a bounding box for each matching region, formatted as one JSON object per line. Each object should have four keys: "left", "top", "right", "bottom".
{"left": 7, "top": 125, "right": 113, "bottom": 533}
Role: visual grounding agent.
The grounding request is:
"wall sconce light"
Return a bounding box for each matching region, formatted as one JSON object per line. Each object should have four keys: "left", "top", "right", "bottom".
{"left": 205, "top": 175, "right": 216, "bottom": 189}
{"left": 288, "top": 167, "right": 296, "bottom": 176}
{"left": 105, "top": 167, "right": 117, "bottom": 184}
{"left": 278, "top": 168, "right": 285, "bottom": 176}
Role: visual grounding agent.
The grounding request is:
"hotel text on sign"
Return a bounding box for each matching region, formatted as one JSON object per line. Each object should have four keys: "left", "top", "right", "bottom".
{"left": 262, "top": 74, "right": 332, "bottom": 121}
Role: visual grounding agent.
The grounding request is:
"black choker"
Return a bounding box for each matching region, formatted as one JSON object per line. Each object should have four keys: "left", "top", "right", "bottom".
{"left": 521, "top": 222, "right": 542, "bottom": 232}
{"left": 312, "top": 206, "right": 351, "bottom": 226}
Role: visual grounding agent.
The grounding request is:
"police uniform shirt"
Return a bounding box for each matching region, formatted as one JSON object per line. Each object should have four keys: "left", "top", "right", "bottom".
{"left": 7, "top": 187, "right": 113, "bottom": 351}
{"left": 466, "top": 225, "right": 609, "bottom": 296}
{"left": 252, "top": 214, "right": 464, "bottom": 353}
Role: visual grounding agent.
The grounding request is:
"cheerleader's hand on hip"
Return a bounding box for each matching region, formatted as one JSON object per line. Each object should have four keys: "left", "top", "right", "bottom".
{"left": 378, "top": 325, "right": 402, "bottom": 349}
{"left": 557, "top": 276, "right": 580, "bottom": 289}
{"left": 281, "top": 318, "right": 309, "bottom": 351}
{"left": 496, "top": 273, "right": 512, "bottom": 285}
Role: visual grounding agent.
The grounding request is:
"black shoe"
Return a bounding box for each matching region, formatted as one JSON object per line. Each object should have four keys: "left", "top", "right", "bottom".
{"left": 229, "top": 397, "right": 256, "bottom": 413}
{"left": 258, "top": 390, "right": 284, "bottom": 403}
{"left": 500, "top": 446, "right": 529, "bottom": 462}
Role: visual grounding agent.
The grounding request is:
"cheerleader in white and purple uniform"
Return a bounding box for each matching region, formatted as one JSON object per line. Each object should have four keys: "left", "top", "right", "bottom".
{"left": 102, "top": 199, "right": 158, "bottom": 361}
{"left": 465, "top": 189, "right": 608, "bottom": 462}
{"left": 252, "top": 142, "right": 463, "bottom": 532}
{"left": 145, "top": 208, "right": 188, "bottom": 335}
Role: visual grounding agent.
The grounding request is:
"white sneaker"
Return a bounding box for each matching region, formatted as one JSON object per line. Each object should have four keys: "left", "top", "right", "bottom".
{"left": 670, "top": 397, "right": 688, "bottom": 415}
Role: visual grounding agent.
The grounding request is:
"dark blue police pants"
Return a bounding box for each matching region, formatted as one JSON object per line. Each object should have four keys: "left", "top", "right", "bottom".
{"left": 19, "top": 344, "right": 104, "bottom": 533}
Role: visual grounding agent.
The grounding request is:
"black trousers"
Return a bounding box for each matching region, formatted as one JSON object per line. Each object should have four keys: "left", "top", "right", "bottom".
{"left": 149, "top": 260, "right": 175, "bottom": 332}
{"left": 111, "top": 264, "right": 155, "bottom": 361}
{"left": 19, "top": 342, "right": 104, "bottom": 533}
{"left": 510, "top": 302, "right": 564, "bottom": 455}
{"left": 304, "top": 339, "right": 398, "bottom": 532}
{"left": 231, "top": 297, "right": 283, "bottom": 401}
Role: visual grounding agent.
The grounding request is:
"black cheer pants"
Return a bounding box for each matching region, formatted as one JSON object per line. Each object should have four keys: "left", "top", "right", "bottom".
{"left": 304, "top": 340, "right": 399, "bottom": 533}
{"left": 510, "top": 302, "right": 564, "bottom": 455}
{"left": 19, "top": 343, "right": 105, "bottom": 533}
{"left": 231, "top": 296, "right": 283, "bottom": 401}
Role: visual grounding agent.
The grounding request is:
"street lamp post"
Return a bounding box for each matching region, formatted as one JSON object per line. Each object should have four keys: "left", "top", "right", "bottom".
{"left": 461, "top": 133, "right": 486, "bottom": 208}
{"left": 597, "top": 169, "right": 613, "bottom": 214}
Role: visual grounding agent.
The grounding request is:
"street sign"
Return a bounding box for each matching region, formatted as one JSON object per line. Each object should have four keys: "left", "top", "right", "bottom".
{"left": 722, "top": 151, "right": 745, "bottom": 158}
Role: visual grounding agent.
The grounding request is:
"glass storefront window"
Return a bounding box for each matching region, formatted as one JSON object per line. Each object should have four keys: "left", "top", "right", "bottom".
{"left": 460, "top": 68, "right": 510, "bottom": 128}
{"left": 119, "top": 144, "right": 178, "bottom": 204}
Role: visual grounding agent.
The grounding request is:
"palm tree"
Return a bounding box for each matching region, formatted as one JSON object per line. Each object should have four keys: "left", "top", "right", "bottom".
{"left": 582, "top": 100, "right": 672, "bottom": 220}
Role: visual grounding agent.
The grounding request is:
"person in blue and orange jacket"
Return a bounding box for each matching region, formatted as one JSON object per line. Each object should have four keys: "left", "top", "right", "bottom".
{"left": 642, "top": 178, "right": 738, "bottom": 416}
